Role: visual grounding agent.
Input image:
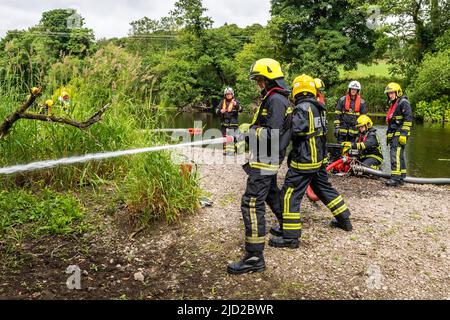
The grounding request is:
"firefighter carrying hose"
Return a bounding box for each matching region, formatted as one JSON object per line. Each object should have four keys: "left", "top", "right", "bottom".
{"left": 227, "top": 58, "right": 292, "bottom": 275}
{"left": 215, "top": 87, "right": 244, "bottom": 155}
{"left": 348, "top": 115, "right": 384, "bottom": 170}
{"left": 269, "top": 74, "right": 353, "bottom": 249}
{"left": 334, "top": 81, "right": 368, "bottom": 143}
{"left": 385, "top": 82, "right": 413, "bottom": 187}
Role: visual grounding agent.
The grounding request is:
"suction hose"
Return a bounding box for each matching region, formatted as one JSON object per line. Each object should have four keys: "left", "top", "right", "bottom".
{"left": 353, "top": 165, "right": 450, "bottom": 185}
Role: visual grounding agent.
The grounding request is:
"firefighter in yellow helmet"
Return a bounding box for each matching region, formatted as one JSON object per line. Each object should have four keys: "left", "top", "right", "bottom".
{"left": 352, "top": 115, "right": 384, "bottom": 170}
{"left": 228, "top": 58, "right": 292, "bottom": 275}
{"left": 59, "top": 91, "right": 71, "bottom": 112}
{"left": 269, "top": 74, "right": 353, "bottom": 249}
{"left": 385, "top": 82, "right": 413, "bottom": 186}
{"left": 44, "top": 99, "right": 54, "bottom": 115}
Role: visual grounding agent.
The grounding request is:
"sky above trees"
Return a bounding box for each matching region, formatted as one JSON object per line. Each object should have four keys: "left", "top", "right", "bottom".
{"left": 0, "top": 0, "right": 271, "bottom": 39}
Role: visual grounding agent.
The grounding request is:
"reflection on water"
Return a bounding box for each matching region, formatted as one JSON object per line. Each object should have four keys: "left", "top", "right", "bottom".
{"left": 161, "top": 111, "right": 450, "bottom": 178}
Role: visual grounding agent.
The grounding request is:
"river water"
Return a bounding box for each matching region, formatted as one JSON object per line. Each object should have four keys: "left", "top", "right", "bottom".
{"left": 161, "top": 110, "right": 450, "bottom": 179}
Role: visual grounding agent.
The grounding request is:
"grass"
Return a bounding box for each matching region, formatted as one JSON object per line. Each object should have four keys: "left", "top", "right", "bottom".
{"left": 339, "top": 60, "right": 392, "bottom": 79}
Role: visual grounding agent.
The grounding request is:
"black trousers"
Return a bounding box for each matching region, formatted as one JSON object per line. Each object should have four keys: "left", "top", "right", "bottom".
{"left": 389, "top": 136, "right": 407, "bottom": 180}
{"left": 361, "top": 157, "right": 382, "bottom": 170}
{"left": 221, "top": 126, "right": 245, "bottom": 154}
{"left": 241, "top": 169, "right": 282, "bottom": 253}
{"left": 281, "top": 166, "right": 351, "bottom": 239}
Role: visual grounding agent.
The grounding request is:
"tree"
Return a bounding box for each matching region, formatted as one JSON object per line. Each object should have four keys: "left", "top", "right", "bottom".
{"left": 169, "top": 0, "right": 213, "bottom": 37}
{"left": 270, "top": 0, "right": 380, "bottom": 85}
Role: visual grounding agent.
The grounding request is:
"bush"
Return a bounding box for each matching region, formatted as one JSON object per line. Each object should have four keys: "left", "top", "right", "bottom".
{"left": 415, "top": 96, "right": 450, "bottom": 122}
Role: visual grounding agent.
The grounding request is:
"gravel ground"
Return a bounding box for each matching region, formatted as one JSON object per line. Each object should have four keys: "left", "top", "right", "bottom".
{"left": 1, "top": 147, "right": 449, "bottom": 300}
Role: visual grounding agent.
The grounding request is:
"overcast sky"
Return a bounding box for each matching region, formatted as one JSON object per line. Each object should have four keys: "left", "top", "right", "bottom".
{"left": 0, "top": 0, "right": 272, "bottom": 39}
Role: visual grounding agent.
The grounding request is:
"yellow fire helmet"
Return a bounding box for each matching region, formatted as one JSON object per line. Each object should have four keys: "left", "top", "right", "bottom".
{"left": 384, "top": 82, "right": 403, "bottom": 97}
{"left": 45, "top": 99, "right": 54, "bottom": 107}
{"left": 292, "top": 74, "right": 317, "bottom": 98}
{"left": 61, "top": 91, "right": 70, "bottom": 99}
{"left": 356, "top": 115, "right": 373, "bottom": 129}
{"left": 249, "top": 58, "right": 284, "bottom": 80}
{"left": 314, "top": 78, "right": 325, "bottom": 91}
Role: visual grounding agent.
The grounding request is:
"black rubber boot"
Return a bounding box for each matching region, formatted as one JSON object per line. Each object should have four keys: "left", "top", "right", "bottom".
{"left": 268, "top": 236, "right": 300, "bottom": 249}
{"left": 330, "top": 217, "right": 353, "bottom": 231}
{"left": 227, "top": 252, "right": 265, "bottom": 275}
{"left": 385, "top": 179, "right": 404, "bottom": 187}
{"left": 269, "top": 224, "right": 283, "bottom": 237}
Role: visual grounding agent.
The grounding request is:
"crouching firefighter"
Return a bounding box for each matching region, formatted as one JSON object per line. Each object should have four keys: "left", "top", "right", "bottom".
{"left": 269, "top": 74, "right": 353, "bottom": 249}
{"left": 227, "top": 58, "right": 292, "bottom": 275}
{"left": 215, "top": 87, "right": 244, "bottom": 155}
{"left": 352, "top": 115, "right": 384, "bottom": 170}
{"left": 385, "top": 83, "right": 413, "bottom": 187}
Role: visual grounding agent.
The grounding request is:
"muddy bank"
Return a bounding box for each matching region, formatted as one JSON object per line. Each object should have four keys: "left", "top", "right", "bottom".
{"left": 1, "top": 148, "right": 449, "bottom": 300}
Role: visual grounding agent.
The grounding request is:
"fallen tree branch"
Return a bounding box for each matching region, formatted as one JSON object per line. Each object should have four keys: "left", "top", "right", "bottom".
{"left": 19, "top": 104, "right": 111, "bottom": 130}
{"left": 0, "top": 87, "right": 111, "bottom": 139}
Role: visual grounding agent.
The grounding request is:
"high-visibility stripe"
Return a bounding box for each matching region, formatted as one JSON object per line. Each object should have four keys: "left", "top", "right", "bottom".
{"left": 403, "top": 122, "right": 412, "bottom": 126}
{"left": 401, "top": 169, "right": 407, "bottom": 174}
{"left": 261, "top": 110, "right": 268, "bottom": 116}
{"left": 402, "top": 126, "right": 411, "bottom": 131}
{"left": 326, "top": 195, "right": 343, "bottom": 210}
{"left": 256, "top": 127, "right": 263, "bottom": 138}
{"left": 290, "top": 161, "right": 323, "bottom": 170}
{"left": 363, "top": 154, "right": 384, "bottom": 163}
{"left": 357, "top": 142, "right": 366, "bottom": 151}
{"left": 283, "top": 212, "right": 301, "bottom": 220}
{"left": 246, "top": 236, "right": 265, "bottom": 244}
{"left": 396, "top": 147, "right": 401, "bottom": 174}
{"left": 332, "top": 204, "right": 348, "bottom": 216}
{"left": 283, "top": 223, "right": 302, "bottom": 231}
{"left": 284, "top": 187, "right": 294, "bottom": 214}
{"left": 249, "top": 198, "right": 258, "bottom": 240}
{"left": 335, "top": 111, "right": 342, "bottom": 115}
{"left": 249, "top": 162, "right": 279, "bottom": 171}
{"left": 334, "top": 120, "right": 341, "bottom": 125}
{"left": 395, "top": 116, "right": 404, "bottom": 120}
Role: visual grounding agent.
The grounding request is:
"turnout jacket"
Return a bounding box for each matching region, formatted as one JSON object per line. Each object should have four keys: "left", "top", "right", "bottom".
{"left": 335, "top": 95, "right": 368, "bottom": 136}
{"left": 386, "top": 96, "right": 413, "bottom": 140}
{"left": 247, "top": 86, "right": 292, "bottom": 173}
{"left": 353, "top": 128, "right": 384, "bottom": 163}
{"left": 215, "top": 99, "right": 243, "bottom": 127}
{"left": 288, "top": 96, "right": 328, "bottom": 173}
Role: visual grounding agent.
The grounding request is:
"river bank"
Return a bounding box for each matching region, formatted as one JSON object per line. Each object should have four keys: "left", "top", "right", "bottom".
{"left": 1, "top": 147, "right": 449, "bottom": 300}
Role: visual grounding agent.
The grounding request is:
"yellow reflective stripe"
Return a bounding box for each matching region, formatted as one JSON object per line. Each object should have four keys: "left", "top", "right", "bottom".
{"left": 364, "top": 154, "right": 384, "bottom": 163}
{"left": 256, "top": 127, "right": 263, "bottom": 138}
{"left": 403, "top": 122, "right": 412, "bottom": 126}
{"left": 290, "top": 161, "right": 323, "bottom": 170}
{"left": 332, "top": 204, "right": 348, "bottom": 216}
{"left": 284, "top": 187, "right": 294, "bottom": 214}
{"left": 246, "top": 236, "right": 265, "bottom": 244}
{"left": 395, "top": 116, "right": 404, "bottom": 120}
{"left": 357, "top": 142, "right": 366, "bottom": 151}
{"left": 348, "top": 130, "right": 359, "bottom": 134}
{"left": 402, "top": 127, "right": 411, "bottom": 131}
{"left": 401, "top": 169, "right": 407, "bottom": 174}
{"left": 249, "top": 162, "right": 279, "bottom": 171}
{"left": 283, "top": 212, "right": 301, "bottom": 220}
{"left": 387, "top": 133, "right": 394, "bottom": 138}
{"left": 326, "top": 195, "right": 343, "bottom": 210}
{"left": 335, "top": 111, "right": 342, "bottom": 115}
{"left": 396, "top": 147, "right": 401, "bottom": 174}
{"left": 334, "top": 120, "right": 341, "bottom": 125}
{"left": 261, "top": 110, "right": 268, "bottom": 116}
{"left": 249, "top": 198, "right": 258, "bottom": 239}
{"left": 392, "top": 171, "right": 401, "bottom": 175}
{"left": 285, "top": 106, "right": 293, "bottom": 115}
{"left": 283, "top": 223, "right": 302, "bottom": 230}
{"left": 339, "top": 129, "right": 349, "bottom": 133}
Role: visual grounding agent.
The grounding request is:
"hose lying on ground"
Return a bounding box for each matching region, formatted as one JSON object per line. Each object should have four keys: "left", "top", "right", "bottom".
{"left": 352, "top": 165, "right": 450, "bottom": 185}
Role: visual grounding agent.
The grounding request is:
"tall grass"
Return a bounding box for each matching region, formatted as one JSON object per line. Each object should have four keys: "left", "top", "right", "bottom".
{"left": 0, "top": 44, "right": 200, "bottom": 226}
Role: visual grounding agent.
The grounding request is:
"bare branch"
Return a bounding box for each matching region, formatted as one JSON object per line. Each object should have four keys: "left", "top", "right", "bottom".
{"left": 19, "top": 104, "right": 111, "bottom": 130}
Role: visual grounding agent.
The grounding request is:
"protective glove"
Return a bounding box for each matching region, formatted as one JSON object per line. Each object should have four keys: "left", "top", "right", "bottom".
{"left": 239, "top": 123, "right": 251, "bottom": 134}
{"left": 341, "top": 141, "right": 352, "bottom": 155}
{"left": 399, "top": 136, "right": 407, "bottom": 146}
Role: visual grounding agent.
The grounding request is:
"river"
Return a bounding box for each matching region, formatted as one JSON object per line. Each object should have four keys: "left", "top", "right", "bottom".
{"left": 161, "top": 110, "right": 450, "bottom": 179}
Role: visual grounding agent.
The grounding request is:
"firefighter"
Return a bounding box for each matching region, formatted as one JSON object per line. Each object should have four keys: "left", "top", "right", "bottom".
{"left": 215, "top": 87, "right": 244, "bottom": 155}
{"left": 227, "top": 58, "right": 292, "bottom": 275}
{"left": 352, "top": 115, "right": 384, "bottom": 170}
{"left": 314, "top": 78, "right": 325, "bottom": 104}
{"left": 385, "top": 83, "right": 413, "bottom": 187}
{"left": 39, "top": 99, "right": 54, "bottom": 115}
{"left": 269, "top": 74, "right": 353, "bottom": 249}
{"left": 334, "top": 81, "right": 368, "bottom": 144}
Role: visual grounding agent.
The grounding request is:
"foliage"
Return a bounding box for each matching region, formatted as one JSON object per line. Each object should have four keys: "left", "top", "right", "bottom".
{"left": 415, "top": 97, "right": 450, "bottom": 122}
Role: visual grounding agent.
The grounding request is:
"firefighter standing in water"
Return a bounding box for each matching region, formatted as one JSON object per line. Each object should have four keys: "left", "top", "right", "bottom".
{"left": 227, "top": 58, "right": 292, "bottom": 275}
{"left": 385, "top": 82, "right": 413, "bottom": 187}
{"left": 334, "top": 81, "right": 368, "bottom": 143}
{"left": 350, "top": 115, "right": 384, "bottom": 170}
{"left": 215, "top": 87, "right": 244, "bottom": 155}
{"left": 269, "top": 74, "right": 353, "bottom": 249}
